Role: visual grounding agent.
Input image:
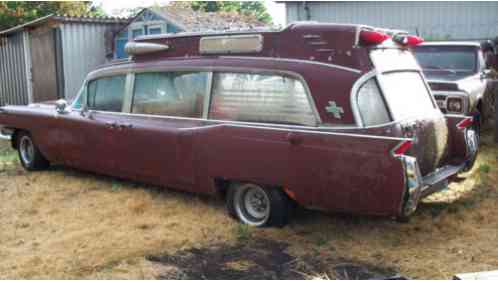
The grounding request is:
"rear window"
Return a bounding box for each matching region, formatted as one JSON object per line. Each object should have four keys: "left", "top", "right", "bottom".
{"left": 379, "top": 72, "right": 436, "bottom": 121}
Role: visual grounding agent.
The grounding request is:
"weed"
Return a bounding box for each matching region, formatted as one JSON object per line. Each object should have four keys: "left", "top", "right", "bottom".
{"left": 314, "top": 236, "right": 328, "bottom": 247}
{"left": 235, "top": 224, "right": 252, "bottom": 242}
{"left": 479, "top": 164, "right": 491, "bottom": 174}
{"left": 111, "top": 181, "right": 122, "bottom": 192}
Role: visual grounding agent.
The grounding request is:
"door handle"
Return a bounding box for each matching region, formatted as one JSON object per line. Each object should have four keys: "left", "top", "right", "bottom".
{"left": 105, "top": 121, "right": 118, "bottom": 129}
{"left": 118, "top": 123, "right": 133, "bottom": 130}
{"left": 286, "top": 132, "right": 303, "bottom": 145}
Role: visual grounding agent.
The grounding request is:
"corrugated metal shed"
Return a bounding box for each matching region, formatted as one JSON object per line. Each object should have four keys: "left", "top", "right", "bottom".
{"left": 285, "top": 1, "right": 498, "bottom": 41}
{"left": 0, "top": 33, "right": 28, "bottom": 106}
{"left": 60, "top": 23, "right": 118, "bottom": 99}
{"left": 0, "top": 15, "right": 127, "bottom": 105}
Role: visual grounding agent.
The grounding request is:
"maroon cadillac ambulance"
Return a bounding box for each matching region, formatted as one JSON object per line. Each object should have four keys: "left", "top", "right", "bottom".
{"left": 0, "top": 23, "right": 478, "bottom": 226}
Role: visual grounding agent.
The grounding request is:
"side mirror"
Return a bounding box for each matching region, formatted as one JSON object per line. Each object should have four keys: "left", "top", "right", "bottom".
{"left": 55, "top": 99, "right": 68, "bottom": 114}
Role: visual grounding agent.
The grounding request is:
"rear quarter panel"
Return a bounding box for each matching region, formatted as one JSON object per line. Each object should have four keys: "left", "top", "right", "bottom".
{"left": 193, "top": 124, "right": 407, "bottom": 216}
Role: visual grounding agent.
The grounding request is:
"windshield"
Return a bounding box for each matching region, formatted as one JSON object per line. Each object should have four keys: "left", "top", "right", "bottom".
{"left": 413, "top": 46, "right": 477, "bottom": 73}
{"left": 379, "top": 71, "right": 437, "bottom": 121}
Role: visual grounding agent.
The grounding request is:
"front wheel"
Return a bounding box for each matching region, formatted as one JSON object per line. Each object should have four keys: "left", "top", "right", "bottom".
{"left": 17, "top": 132, "right": 50, "bottom": 171}
{"left": 226, "top": 183, "right": 291, "bottom": 227}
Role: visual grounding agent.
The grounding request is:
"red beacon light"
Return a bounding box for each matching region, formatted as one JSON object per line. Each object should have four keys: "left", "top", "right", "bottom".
{"left": 360, "top": 30, "right": 390, "bottom": 46}
{"left": 393, "top": 34, "right": 424, "bottom": 47}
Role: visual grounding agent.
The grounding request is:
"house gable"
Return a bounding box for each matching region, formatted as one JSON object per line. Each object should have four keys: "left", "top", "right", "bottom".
{"left": 114, "top": 8, "right": 184, "bottom": 59}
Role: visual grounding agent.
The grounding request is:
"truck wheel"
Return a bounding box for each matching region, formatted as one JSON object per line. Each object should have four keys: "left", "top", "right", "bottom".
{"left": 17, "top": 132, "right": 49, "bottom": 171}
{"left": 226, "top": 183, "right": 290, "bottom": 227}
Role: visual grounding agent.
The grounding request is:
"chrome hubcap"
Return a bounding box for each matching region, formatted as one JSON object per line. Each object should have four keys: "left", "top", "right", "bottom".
{"left": 244, "top": 188, "right": 269, "bottom": 219}
{"left": 20, "top": 136, "right": 34, "bottom": 165}
{"left": 235, "top": 185, "right": 270, "bottom": 226}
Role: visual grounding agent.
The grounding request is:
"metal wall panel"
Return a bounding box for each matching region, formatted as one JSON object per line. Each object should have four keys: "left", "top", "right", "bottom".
{"left": 60, "top": 23, "right": 114, "bottom": 100}
{"left": 0, "top": 32, "right": 28, "bottom": 106}
{"left": 286, "top": 2, "right": 498, "bottom": 41}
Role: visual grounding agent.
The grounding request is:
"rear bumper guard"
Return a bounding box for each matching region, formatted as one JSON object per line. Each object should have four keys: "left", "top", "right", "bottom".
{"left": 0, "top": 126, "right": 12, "bottom": 141}
{"left": 401, "top": 131, "right": 477, "bottom": 216}
{"left": 401, "top": 158, "right": 466, "bottom": 216}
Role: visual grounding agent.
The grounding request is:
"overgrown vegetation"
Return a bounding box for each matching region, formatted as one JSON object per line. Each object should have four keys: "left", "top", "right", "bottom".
{"left": 0, "top": 1, "right": 104, "bottom": 31}
{"left": 188, "top": 1, "right": 272, "bottom": 23}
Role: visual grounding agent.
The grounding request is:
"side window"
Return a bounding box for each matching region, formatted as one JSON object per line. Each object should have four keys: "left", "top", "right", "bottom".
{"left": 356, "top": 78, "right": 391, "bottom": 127}
{"left": 87, "top": 75, "right": 126, "bottom": 112}
{"left": 132, "top": 72, "right": 209, "bottom": 118}
{"left": 209, "top": 73, "right": 316, "bottom": 126}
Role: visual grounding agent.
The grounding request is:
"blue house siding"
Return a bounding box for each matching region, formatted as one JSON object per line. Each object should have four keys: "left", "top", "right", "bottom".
{"left": 114, "top": 9, "right": 184, "bottom": 59}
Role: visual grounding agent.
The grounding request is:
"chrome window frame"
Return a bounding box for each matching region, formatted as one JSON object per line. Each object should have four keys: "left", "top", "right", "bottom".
{"left": 129, "top": 70, "right": 212, "bottom": 118}
{"left": 83, "top": 74, "right": 129, "bottom": 113}
{"left": 82, "top": 65, "right": 322, "bottom": 127}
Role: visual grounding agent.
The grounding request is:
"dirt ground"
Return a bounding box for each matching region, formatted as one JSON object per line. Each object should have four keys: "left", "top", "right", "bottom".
{"left": 0, "top": 130, "right": 497, "bottom": 279}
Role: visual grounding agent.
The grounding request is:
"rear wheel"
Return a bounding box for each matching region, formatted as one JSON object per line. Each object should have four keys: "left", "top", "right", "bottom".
{"left": 17, "top": 132, "right": 49, "bottom": 171}
{"left": 226, "top": 183, "right": 290, "bottom": 227}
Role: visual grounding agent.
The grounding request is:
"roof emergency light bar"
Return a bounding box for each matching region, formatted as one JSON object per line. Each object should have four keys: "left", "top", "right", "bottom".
{"left": 359, "top": 27, "right": 424, "bottom": 47}
{"left": 125, "top": 42, "right": 169, "bottom": 56}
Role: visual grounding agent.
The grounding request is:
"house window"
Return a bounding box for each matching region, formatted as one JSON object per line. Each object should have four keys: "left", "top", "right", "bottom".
{"left": 132, "top": 72, "right": 209, "bottom": 118}
{"left": 166, "top": 24, "right": 180, "bottom": 33}
{"left": 148, "top": 25, "right": 162, "bottom": 35}
{"left": 87, "top": 75, "right": 126, "bottom": 112}
{"left": 209, "top": 73, "right": 316, "bottom": 126}
{"left": 115, "top": 30, "right": 129, "bottom": 59}
{"left": 132, "top": 28, "right": 144, "bottom": 38}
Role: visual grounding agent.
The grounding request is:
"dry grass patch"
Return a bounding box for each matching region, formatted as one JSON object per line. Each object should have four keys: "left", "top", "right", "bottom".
{"left": 0, "top": 143, "right": 239, "bottom": 279}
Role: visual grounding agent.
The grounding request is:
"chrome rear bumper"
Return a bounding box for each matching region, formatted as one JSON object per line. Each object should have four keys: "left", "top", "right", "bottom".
{"left": 401, "top": 127, "right": 478, "bottom": 216}
{"left": 0, "top": 126, "right": 12, "bottom": 140}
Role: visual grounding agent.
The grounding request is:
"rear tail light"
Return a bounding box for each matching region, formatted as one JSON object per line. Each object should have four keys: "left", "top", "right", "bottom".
{"left": 392, "top": 34, "right": 424, "bottom": 47}
{"left": 456, "top": 117, "right": 474, "bottom": 130}
{"left": 392, "top": 139, "right": 413, "bottom": 158}
{"left": 360, "top": 30, "right": 390, "bottom": 46}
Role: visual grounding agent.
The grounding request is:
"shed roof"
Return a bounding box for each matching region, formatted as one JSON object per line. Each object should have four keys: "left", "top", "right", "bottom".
{"left": 0, "top": 14, "right": 128, "bottom": 36}
{"left": 146, "top": 5, "right": 268, "bottom": 32}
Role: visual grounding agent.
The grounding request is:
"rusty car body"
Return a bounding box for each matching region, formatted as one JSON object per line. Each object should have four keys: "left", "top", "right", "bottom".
{"left": 0, "top": 23, "right": 478, "bottom": 226}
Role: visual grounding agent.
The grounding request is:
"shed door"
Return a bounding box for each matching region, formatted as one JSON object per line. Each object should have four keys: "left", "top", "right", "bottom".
{"left": 30, "top": 27, "right": 58, "bottom": 102}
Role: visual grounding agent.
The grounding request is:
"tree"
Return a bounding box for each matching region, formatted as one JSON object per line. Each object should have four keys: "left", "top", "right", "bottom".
{"left": 0, "top": 1, "right": 104, "bottom": 31}
{"left": 189, "top": 1, "right": 272, "bottom": 24}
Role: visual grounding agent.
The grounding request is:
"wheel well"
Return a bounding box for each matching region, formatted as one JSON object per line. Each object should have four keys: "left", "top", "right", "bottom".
{"left": 10, "top": 129, "right": 22, "bottom": 150}
{"left": 213, "top": 178, "right": 297, "bottom": 204}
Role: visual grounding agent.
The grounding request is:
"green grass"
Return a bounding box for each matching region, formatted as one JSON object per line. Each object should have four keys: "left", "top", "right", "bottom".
{"left": 0, "top": 140, "right": 17, "bottom": 164}
{"left": 479, "top": 164, "right": 491, "bottom": 174}
{"left": 234, "top": 224, "right": 252, "bottom": 242}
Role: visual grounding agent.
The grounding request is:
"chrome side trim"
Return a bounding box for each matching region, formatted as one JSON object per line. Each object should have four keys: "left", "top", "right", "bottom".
{"left": 219, "top": 56, "right": 362, "bottom": 74}
{"left": 87, "top": 109, "right": 410, "bottom": 142}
